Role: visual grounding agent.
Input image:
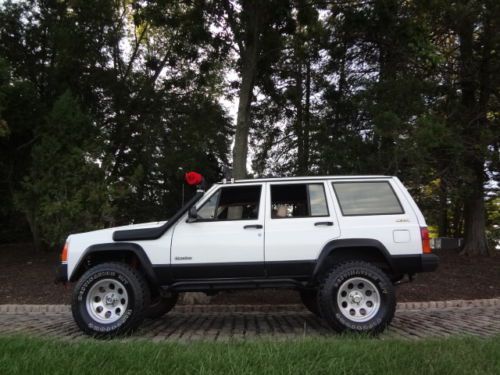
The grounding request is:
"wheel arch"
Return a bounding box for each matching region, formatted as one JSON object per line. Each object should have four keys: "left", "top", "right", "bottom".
{"left": 69, "top": 243, "right": 158, "bottom": 286}
{"left": 312, "top": 239, "right": 396, "bottom": 281}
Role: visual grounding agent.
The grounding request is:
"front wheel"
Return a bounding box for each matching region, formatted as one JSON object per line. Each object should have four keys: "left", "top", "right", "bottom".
{"left": 318, "top": 261, "right": 395, "bottom": 334}
{"left": 71, "top": 262, "right": 150, "bottom": 337}
{"left": 299, "top": 289, "right": 321, "bottom": 317}
{"left": 145, "top": 294, "right": 178, "bottom": 319}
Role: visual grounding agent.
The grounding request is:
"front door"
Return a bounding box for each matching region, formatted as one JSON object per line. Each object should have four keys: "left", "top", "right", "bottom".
{"left": 170, "top": 183, "right": 265, "bottom": 279}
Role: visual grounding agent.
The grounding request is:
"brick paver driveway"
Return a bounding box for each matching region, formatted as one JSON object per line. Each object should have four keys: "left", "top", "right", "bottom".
{"left": 0, "top": 299, "right": 499, "bottom": 341}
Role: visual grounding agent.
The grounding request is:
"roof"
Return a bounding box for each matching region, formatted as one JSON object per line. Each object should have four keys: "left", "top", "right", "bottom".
{"left": 219, "top": 175, "right": 393, "bottom": 184}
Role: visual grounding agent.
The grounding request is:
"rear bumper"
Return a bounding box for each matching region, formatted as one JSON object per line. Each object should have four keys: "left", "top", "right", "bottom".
{"left": 421, "top": 254, "right": 439, "bottom": 272}
{"left": 54, "top": 264, "right": 68, "bottom": 284}
{"left": 391, "top": 253, "right": 439, "bottom": 275}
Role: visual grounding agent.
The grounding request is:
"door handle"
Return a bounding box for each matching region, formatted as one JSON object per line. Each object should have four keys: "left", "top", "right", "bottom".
{"left": 244, "top": 224, "right": 263, "bottom": 229}
{"left": 314, "top": 221, "right": 333, "bottom": 226}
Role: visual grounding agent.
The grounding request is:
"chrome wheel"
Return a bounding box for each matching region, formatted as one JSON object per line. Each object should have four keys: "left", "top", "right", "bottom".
{"left": 86, "top": 278, "right": 129, "bottom": 324}
{"left": 336, "top": 277, "right": 380, "bottom": 323}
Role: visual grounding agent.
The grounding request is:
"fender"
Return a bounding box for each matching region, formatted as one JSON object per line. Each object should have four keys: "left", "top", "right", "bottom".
{"left": 312, "top": 238, "right": 394, "bottom": 279}
{"left": 70, "top": 242, "right": 158, "bottom": 285}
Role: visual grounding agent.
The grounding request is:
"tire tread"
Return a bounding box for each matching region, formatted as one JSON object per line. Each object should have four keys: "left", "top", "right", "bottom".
{"left": 317, "top": 260, "right": 396, "bottom": 334}
{"left": 71, "top": 262, "right": 150, "bottom": 337}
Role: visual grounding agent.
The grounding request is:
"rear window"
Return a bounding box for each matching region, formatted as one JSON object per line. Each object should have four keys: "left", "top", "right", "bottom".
{"left": 332, "top": 181, "right": 404, "bottom": 216}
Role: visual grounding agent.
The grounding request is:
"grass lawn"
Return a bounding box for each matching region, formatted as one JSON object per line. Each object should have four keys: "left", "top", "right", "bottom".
{"left": 0, "top": 335, "right": 499, "bottom": 374}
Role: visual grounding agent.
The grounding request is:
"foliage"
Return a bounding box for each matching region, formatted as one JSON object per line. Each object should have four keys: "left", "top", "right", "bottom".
{"left": 0, "top": 0, "right": 233, "bottom": 249}
{"left": 14, "top": 91, "right": 111, "bottom": 247}
{"left": 249, "top": 0, "right": 499, "bottom": 254}
{"left": 0, "top": 0, "right": 498, "bottom": 253}
{"left": 0, "top": 58, "right": 9, "bottom": 138}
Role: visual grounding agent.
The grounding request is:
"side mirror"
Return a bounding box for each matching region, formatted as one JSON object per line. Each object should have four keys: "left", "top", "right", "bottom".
{"left": 187, "top": 206, "right": 198, "bottom": 222}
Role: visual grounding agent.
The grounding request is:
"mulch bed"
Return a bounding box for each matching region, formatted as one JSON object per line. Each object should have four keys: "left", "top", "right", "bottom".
{"left": 0, "top": 243, "right": 499, "bottom": 305}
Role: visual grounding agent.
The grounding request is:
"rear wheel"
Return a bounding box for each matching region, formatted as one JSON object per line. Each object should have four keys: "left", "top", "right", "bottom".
{"left": 318, "top": 261, "right": 395, "bottom": 334}
{"left": 71, "top": 262, "right": 150, "bottom": 337}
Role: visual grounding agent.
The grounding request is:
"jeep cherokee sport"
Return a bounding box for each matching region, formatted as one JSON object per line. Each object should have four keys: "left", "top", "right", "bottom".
{"left": 55, "top": 174, "right": 438, "bottom": 336}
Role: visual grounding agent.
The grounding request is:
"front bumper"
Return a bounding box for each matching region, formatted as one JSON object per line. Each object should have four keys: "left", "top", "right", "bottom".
{"left": 54, "top": 264, "right": 68, "bottom": 284}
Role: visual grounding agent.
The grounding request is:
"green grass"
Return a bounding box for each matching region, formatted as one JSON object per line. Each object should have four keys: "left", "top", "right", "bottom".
{"left": 0, "top": 335, "right": 499, "bottom": 375}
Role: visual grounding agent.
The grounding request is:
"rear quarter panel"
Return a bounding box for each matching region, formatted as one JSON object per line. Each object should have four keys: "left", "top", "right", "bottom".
{"left": 327, "top": 178, "right": 424, "bottom": 256}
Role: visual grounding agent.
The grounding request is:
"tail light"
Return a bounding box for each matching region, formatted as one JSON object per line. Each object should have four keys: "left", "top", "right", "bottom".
{"left": 61, "top": 242, "right": 69, "bottom": 263}
{"left": 420, "top": 227, "right": 432, "bottom": 254}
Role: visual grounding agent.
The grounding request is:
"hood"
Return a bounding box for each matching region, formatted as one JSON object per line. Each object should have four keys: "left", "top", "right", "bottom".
{"left": 67, "top": 221, "right": 167, "bottom": 244}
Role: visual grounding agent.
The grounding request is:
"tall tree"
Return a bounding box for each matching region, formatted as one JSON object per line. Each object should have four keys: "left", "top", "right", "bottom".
{"left": 0, "top": 0, "right": 232, "bottom": 248}
{"left": 15, "top": 91, "right": 110, "bottom": 248}
{"left": 250, "top": 1, "right": 324, "bottom": 177}
{"left": 453, "top": 0, "right": 499, "bottom": 255}
{"left": 220, "top": 0, "right": 292, "bottom": 178}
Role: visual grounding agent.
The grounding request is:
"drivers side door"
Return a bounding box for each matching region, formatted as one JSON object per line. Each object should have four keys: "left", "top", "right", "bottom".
{"left": 170, "top": 183, "right": 266, "bottom": 279}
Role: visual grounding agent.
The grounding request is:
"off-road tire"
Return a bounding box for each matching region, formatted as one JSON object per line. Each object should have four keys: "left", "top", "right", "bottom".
{"left": 71, "top": 262, "right": 150, "bottom": 337}
{"left": 145, "top": 294, "right": 178, "bottom": 319}
{"left": 299, "top": 289, "right": 321, "bottom": 317}
{"left": 318, "top": 261, "right": 395, "bottom": 334}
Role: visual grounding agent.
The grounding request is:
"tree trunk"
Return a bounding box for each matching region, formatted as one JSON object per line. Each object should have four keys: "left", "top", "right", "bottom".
{"left": 25, "top": 210, "right": 42, "bottom": 252}
{"left": 232, "top": 52, "right": 257, "bottom": 179}
{"left": 295, "top": 63, "right": 304, "bottom": 174}
{"left": 458, "top": 7, "right": 492, "bottom": 256}
{"left": 231, "top": 3, "right": 260, "bottom": 179}
{"left": 303, "top": 58, "right": 311, "bottom": 174}
{"left": 462, "top": 174, "right": 489, "bottom": 256}
{"left": 438, "top": 178, "right": 448, "bottom": 237}
{"left": 451, "top": 201, "right": 464, "bottom": 238}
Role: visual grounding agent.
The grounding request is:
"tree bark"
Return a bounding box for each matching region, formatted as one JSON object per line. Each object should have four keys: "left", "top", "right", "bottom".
{"left": 438, "top": 178, "right": 448, "bottom": 237}
{"left": 302, "top": 58, "right": 311, "bottom": 174}
{"left": 451, "top": 201, "right": 464, "bottom": 238}
{"left": 232, "top": 46, "right": 258, "bottom": 179}
{"left": 231, "top": 1, "right": 260, "bottom": 179}
{"left": 462, "top": 167, "right": 490, "bottom": 255}
{"left": 294, "top": 63, "right": 304, "bottom": 174}
{"left": 25, "top": 210, "right": 42, "bottom": 252}
{"left": 458, "top": 8, "right": 491, "bottom": 256}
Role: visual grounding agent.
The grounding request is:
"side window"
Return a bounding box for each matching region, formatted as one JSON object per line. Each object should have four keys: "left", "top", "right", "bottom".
{"left": 271, "top": 183, "right": 329, "bottom": 219}
{"left": 196, "top": 190, "right": 220, "bottom": 219}
{"left": 332, "top": 181, "right": 404, "bottom": 216}
{"left": 196, "top": 185, "right": 261, "bottom": 221}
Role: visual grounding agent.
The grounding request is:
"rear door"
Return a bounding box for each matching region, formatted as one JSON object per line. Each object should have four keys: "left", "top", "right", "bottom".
{"left": 264, "top": 181, "right": 340, "bottom": 277}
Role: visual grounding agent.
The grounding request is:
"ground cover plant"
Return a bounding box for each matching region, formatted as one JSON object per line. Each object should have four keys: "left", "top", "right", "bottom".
{"left": 0, "top": 335, "right": 499, "bottom": 375}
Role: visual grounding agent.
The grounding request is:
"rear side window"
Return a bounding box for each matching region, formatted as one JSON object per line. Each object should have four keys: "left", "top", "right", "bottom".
{"left": 271, "top": 183, "right": 329, "bottom": 218}
{"left": 332, "top": 181, "right": 404, "bottom": 216}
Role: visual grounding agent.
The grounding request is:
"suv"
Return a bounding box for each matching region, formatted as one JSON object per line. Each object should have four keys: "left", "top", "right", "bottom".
{"left": 56, "top": 174, "right": 438, "bottom": 336}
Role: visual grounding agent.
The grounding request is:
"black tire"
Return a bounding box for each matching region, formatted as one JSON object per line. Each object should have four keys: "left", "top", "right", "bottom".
{"left": 71, "top": 262, "right": 150, "bottom": 337}
{"left": 299, "top": 289, "right": 321, "bottom": 317}
{"left": 145, "top": 294, "right": 178, "bottom": 319}
{"left": 318, "top": 261, "right": 396, "bottom": 334}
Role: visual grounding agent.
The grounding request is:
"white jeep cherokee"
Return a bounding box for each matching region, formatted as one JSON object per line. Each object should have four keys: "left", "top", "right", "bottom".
{"left": 55, "top": 175, "right": 438, "bottom": 336}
